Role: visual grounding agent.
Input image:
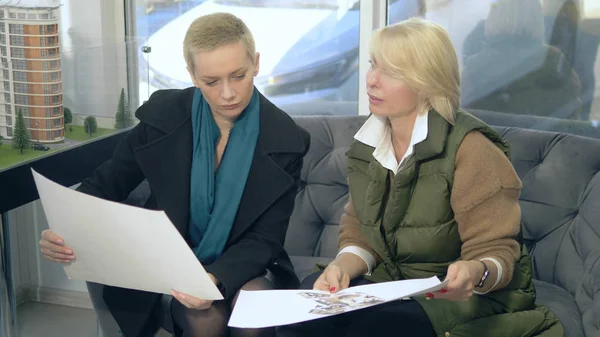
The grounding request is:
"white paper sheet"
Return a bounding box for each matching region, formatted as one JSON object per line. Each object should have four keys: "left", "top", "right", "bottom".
{"left": 229, "top": 276, "right": 448, "bottom": 328}
{"left": 32, "top": 169, "right": 223, "bottom": 300}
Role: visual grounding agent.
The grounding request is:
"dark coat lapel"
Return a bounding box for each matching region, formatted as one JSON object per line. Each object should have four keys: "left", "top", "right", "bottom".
{"left": 133, "top": 116, "right": 193, "bottom": 238}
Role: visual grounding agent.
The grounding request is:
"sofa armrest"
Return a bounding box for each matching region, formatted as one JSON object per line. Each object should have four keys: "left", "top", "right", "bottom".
{"left": 576, "top": 249, "right": 600, "bottom": 337}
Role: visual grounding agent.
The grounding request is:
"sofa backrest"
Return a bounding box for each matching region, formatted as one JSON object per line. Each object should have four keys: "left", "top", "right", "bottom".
{"left": 288, "top": 116, "right": 600, "bottom": 306}
{"left": 284, "top": 116, "right": 367, "bottom": 258}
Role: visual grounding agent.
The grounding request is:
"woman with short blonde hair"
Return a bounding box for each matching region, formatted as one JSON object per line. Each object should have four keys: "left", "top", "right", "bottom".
{"left": 278, "top": 17, "right": 563, "bottom": 337}
{"left": 41, "top": 12, "right": 310, "bottom": 337}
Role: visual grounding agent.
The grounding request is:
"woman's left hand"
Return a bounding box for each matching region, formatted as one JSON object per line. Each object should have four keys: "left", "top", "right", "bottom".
{"left": 172, "top": 273, "right": 219, "bottom": 310}
{"left": 430, "top": 261, "right": 484, "bottom": 302}
{"left": 171, "top": 290, "right": 213, "bottom": 310}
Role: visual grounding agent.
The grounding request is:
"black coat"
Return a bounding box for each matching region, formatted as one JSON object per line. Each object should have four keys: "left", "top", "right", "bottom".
{"left": 77, "top": 87, "right": 310, "bottom": 337}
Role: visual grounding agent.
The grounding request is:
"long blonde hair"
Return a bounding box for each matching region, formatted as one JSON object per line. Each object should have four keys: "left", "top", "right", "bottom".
{"left": 370, "top": 18, "right": 460, "bottom": 123}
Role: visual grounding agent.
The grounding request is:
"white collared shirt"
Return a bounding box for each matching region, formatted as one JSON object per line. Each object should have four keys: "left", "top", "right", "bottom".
{"left": 353, "top": 113, "right": 429, "bottom": 173}
{"left": 337, "top": 112, "right": 503, "bottom": 293}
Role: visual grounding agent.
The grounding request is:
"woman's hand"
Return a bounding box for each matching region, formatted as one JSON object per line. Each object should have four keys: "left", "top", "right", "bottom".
{"left": 313, "top": 261, "right": 351, "bottom": 293}
{"left": 171, "top": 290, "right": 214, "bottom": 310}
{"left": 313, "top": 253, "right": 369, "bottom": 293}
{"left": 172, "top": 273, "right": 219, "bottom": 310}
{"left": 431, "top": 260, "right": 484, "bottom": 302}
{"left": 39, "top": 230, "right": 75, "bottom": 264}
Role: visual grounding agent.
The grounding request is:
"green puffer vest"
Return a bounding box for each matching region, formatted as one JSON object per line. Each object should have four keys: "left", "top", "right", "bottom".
{"left": 346, "top": 109, "right": 564, "bottom": 337}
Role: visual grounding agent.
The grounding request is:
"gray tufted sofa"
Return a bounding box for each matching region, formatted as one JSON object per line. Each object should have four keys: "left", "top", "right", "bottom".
{"left": 88, "top": 111, "right": 600, "bottom": 337}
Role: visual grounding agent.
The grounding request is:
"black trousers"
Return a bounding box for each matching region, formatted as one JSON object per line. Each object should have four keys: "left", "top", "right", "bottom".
{"left": 276, "top": 272, "right": 436, "bottom": 337}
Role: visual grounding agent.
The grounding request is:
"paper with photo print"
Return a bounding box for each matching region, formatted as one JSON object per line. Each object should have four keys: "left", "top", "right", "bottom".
{"left": 228, "top": 276, "right": 448, "bottom": 328}
{"left": 31, "top": 169, "right": 223, "bottom": 301}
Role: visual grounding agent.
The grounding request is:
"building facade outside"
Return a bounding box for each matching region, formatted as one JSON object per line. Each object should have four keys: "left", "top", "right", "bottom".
{"left": 0, "top": 4, "right": 63, "bottom": 143}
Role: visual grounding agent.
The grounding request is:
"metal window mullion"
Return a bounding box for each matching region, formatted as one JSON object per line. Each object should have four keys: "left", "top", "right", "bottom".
{"left": 358, "top": 0, "right": 387, "bottom": 116}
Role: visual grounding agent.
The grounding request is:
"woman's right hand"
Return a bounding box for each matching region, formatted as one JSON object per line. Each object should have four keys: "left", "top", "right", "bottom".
{"left": 314, "top": 253, "right": 371, "bottom": 293}
{"left": 314, "top": 261, "right": 350, "bottom": 293}
{"left": 39, "top": 230, "right": 75, "bottom": 264}
{"left": 313, "top": 254, "right": 364, "bottom": 293}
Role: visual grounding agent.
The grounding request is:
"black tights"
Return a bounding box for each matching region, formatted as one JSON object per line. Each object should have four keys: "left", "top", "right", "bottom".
{"left": 168, "top": 277, "right": 275, "bottom": 337}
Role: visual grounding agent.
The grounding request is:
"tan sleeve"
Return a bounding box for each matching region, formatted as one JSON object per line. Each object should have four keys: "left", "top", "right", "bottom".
{"left": 452, "top": 131, "right": 522, "bottom": 292}
{"left": 338, "top": 197, "right": 382, "bottom": 264}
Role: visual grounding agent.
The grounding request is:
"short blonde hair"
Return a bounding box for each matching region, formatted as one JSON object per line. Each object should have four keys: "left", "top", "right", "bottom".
{"left": 485, "top": 0, "right": 545, "bottom": 42}
{"left": 370, "top": 18, "right": 460, "bottom": 124}
{"left": 183, "top": 12, "right": 255, "bottom": 71}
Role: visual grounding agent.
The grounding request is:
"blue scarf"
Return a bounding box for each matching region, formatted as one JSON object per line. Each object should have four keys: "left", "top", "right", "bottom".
{"left": 189, "top": 87, "right": 260, "bottom": 264}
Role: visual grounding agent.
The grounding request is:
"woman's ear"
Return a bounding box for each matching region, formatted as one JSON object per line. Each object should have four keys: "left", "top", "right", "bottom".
{"left": 253, "top": 52, "right": 261, "bottom": 76}
{"left": 187, "top": 66, "right": 200, "bottom": 88}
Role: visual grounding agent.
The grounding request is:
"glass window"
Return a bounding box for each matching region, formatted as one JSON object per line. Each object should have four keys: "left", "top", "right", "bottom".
{"left": 0, "top": 35, "right": 5, "bottom": 45}
{"left": 27, "top": 13, "right": 37, "bottom": 20}
{"left": 9, "top": 24, "right": 23, "bottom": 34}
{"left": 40, "top": 37, "right": 46, "bottom": 47}
{"left": 6, "top": 115, "right": 11, "bottom": 125}
{"left": 12, "top": 59, "right": 26, "bottom": 70}
{"left": 0, "top": 46, "right": 6, "bottom": 56}
{"left": 13, "top": 83, "right": 28, "bottom": 93}
{"left": 39, "top": 13, "right": 50, "bottom": 20}
{"left": 9, "top": 12, "right": 16, "bottom": 19}
{"left": 39, "top": 26, "right": 45, "bottom": 34}
{"left": 389, "top": 0, "right": 600, "bottom": 125}
{"left": 4, "top": 92, "right": 10, "bottom": 102}
{"left": 11, "top": 48, "right": 25, "bottom": 58}
{"left": 3, "top": 81, "right": 9, "bottom": 91}
{"left": 17, "top": 13, "right": 26, "bottom": 20}
{"left": 11, "top": 36, "right": 25, "bottom": 46}
{"left": 6, "top": 126, "right": 12, "bottom": 136}
{"left": 45, "top": 108, "right": 50, "bottom": 117}
{"left": 0, "top": 25, "right": 4, "bottom": 33}
{"left": 13, "top": 71, "right": 27, "bottom": 81}
{"left": 4, "top": 104, "right": 10, "bottom": 113}
{"left": 14, "top": 94, "right": 29, "bottom": 105}
{"left": 136, "top": 0, "right": 361, "bottom": 115}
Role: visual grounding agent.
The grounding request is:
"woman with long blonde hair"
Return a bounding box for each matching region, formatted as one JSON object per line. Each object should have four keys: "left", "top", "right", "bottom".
{"left": 277, "top": 17, "right": 563, "bottom": 337}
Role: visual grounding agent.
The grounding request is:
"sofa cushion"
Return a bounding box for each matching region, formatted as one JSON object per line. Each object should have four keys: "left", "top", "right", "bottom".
{"left": 533, "top": 279, "right": 584, "bottom": 337}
